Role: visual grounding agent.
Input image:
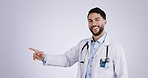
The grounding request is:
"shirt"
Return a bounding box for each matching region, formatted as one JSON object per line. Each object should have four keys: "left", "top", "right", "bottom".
{"left": 86, "top": 33, "right": 106, "bottom": 78}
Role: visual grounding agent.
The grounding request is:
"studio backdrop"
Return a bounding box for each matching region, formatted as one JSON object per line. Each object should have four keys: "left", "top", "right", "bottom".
{"left": 0, "top": 0, "right": 148, "bottom": 78}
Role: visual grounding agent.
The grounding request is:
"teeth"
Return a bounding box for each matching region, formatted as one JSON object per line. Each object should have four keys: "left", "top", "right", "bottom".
{"left": 93, "top": 27, "right": 98, "bottom": 29}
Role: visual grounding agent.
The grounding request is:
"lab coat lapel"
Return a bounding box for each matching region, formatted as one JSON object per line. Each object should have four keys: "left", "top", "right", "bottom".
{"left": 94, "top": 33, "right": 111, "bottom": 59}
{"left": 81, "top": 37, "right": 92, "bottom": 78}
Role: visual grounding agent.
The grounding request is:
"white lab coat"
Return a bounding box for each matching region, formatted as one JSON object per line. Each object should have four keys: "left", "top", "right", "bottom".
{"left": 43, "top": 34, "right": 128, "bottom": 78}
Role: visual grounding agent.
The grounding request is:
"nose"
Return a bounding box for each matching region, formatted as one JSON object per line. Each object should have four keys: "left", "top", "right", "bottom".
{"left": 92, "top": 21, "right": 97, "bottom": 26}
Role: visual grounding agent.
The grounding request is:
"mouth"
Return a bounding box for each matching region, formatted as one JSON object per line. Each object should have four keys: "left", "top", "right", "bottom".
{"left": 91, "top": 26, "right": 99, "bottom": 31}
{"left": 90, "top": 25, "right": 104, "bottom": 36}
{"left": 92, "top": 26, "right": 98, "bottom": 30}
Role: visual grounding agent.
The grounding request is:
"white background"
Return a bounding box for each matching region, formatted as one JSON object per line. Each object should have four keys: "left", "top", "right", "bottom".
{"left": 0, "top": 0, "right": 148, "bottom": 78}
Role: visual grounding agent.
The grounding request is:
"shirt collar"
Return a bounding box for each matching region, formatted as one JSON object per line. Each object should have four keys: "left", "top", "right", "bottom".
{"left": 91, "top": 33, "right": 107, "bottom": 44}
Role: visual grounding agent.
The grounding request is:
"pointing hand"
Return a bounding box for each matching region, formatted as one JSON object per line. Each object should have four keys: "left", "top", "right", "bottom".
{"left": 29, "top": 48, "right": 45, "bottom": 61}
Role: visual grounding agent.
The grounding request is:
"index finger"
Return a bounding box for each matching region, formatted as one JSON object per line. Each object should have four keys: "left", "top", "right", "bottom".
{"left": 29, "top": 48, "right": 40, "bottom": 52}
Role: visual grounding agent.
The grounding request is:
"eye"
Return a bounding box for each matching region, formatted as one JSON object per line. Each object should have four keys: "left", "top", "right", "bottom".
{"left": 95, "top": 18, "right": 100, "bottom": 21}
{"left": 88, "top": 19, "right": 93, "bottom": 22}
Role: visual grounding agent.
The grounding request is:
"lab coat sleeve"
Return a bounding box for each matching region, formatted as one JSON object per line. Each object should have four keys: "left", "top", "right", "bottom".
{"left": 43, "top": 42, "right": 81, "bottom": 67}
{"left": 113, "top": 44, "right": 128, "bottom": 78}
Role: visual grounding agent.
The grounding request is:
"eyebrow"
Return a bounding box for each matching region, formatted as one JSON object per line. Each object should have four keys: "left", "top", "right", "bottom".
{"left": 95, "top": 17, "right": 100, "bottom": 19}
{"left": 88, "top": 17, "right": 100, "bottom": 20}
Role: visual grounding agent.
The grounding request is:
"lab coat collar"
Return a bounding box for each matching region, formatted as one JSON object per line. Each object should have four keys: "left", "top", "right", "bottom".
{"left": 103, "top": 33, "right": 111, "bottom": 46}
{"left": 90, "top": 33, "right": 107, "bottom": 44}
{"left": 87, "top": 33, "right": 111, "bottom": 46}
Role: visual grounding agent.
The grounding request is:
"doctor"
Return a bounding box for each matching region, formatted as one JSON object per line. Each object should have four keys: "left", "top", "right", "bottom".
{"left": 29, "top": 7, "right": 128, "bottom": 78}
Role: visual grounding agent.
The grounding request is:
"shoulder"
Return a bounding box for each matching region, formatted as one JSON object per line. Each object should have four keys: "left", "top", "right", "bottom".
{"left": 109, "top": 40, "right": 125, "bottom": 58}
{"left": 80, "top": 38, "right": 90, "bottom": 43}
{"left": 77, "top": 37, "right": 90, "bottom": 48}
{"left": 109, "top": 39, "right": 124, "bottom": 53}
{"left": 109, "top": 40, "right": 123, "bottom": 48}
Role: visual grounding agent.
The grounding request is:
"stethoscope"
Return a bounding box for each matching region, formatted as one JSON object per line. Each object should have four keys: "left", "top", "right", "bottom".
{"left": 99, "top": 45, "right": 110, "bottom": 68}
{"left": 80, "top": 42, "right": 89, "bottom": 63}
{"left": 80, "top": 41, "right": 110, "bottom": 68}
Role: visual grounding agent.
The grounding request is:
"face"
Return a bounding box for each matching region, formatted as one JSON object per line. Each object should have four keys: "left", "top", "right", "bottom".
{"left": 88, "top": 13, "right": 107, "bottom": 36}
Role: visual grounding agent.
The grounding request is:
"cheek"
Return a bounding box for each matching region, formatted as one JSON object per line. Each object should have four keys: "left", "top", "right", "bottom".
{"left": 88, "top": 23, "right": 92, "bottom": 27}
{"left": 99, "top": 22, "right": 105, "bottom": 26}
{"left": 96, "top": 21, "right": 102, "bottom": 25}
{"left": 98, "top": 20, "right": 106, "bottom": 26}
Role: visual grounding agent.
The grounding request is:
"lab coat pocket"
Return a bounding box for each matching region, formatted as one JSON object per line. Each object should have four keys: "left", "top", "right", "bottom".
{"left": 100, "top": 61, "right": 114, "bottom": 77}
{"left": 100, "top": 61, "right": 112, "bottom": 70}
{"left": 93, "top": 56, "right": 114, "bottom": 78}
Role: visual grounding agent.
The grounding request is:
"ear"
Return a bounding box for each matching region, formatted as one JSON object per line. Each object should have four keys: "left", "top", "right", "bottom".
{"left": 103, "top": 20, "right": 107, "bottom": 25}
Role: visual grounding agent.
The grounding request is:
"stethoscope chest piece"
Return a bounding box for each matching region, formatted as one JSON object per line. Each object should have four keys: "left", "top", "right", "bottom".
{"left": 100, "top": 57, "right": 110, "bottom": 68}
{"left": 99, "top": 45, "right": 110, "bottom": 68}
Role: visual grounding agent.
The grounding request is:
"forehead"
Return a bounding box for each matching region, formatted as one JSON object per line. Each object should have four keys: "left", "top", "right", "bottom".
{"left": 88, "top": 13, "right": 102, "bottom": 19}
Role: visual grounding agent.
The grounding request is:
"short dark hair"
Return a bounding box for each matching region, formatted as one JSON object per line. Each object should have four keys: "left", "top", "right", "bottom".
{"left": 87, "top": 7, "right": 106, "bottom": 20}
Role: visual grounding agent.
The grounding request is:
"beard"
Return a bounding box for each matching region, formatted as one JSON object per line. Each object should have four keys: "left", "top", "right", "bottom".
{"left": 89, "top": 25, "right": 104, "bottom": 36}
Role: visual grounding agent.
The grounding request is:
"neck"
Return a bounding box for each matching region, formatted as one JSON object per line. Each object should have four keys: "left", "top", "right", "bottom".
{"left": 93, "top": 31, "right": 106, "bottom": 41}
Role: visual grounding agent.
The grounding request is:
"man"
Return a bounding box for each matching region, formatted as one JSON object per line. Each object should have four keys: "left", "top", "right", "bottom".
{"left": 29, "top": 7, "right": 128, "bottom": 78}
